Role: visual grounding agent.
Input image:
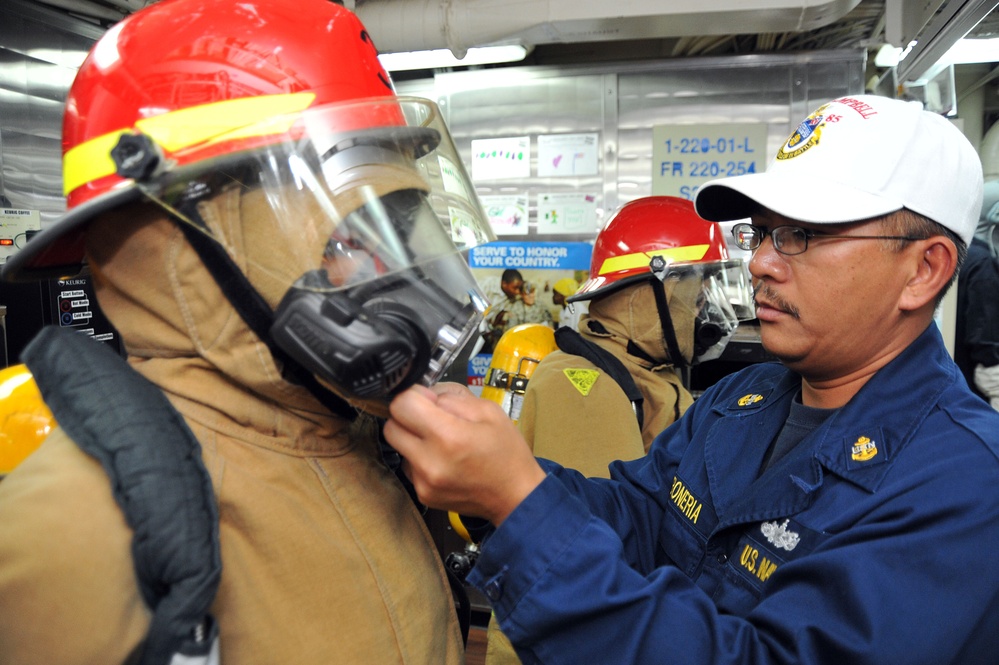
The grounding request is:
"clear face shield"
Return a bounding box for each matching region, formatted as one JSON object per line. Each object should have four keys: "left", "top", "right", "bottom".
{"left": 119, "top": 97, "right": 494, "bottom": 406}
{"left": 650, "top": 256, "right": 755, "bottom": 364}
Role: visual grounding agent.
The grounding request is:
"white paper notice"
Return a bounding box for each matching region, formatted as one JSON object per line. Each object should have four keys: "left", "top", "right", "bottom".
{"left": 536, "top": 192, "right": 598, "bottom": 235}
{"left": 537, "top": 133, "right": 599, "bottom": 177}
{"left": 471, "top": 136, "right": 531, "bottom": 180}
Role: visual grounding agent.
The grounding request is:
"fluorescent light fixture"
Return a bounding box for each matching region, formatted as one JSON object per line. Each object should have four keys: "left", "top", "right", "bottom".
{"left": 895, "top": 0, "right": 998, "bottom": 83}
{"left": 907, "top": 36, "right": 999, "bottom": 84}
{"left": 379, "top": 45, "right": 530, "bottom": 72}
{"left": 938, "top": 36, "right": 999, "bottom": 65}
{"left": 27, "top": 48, "right": 90, "bottom": 68}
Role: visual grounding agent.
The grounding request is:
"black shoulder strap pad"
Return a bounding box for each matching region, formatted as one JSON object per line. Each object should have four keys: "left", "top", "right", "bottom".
{"left": 554, "top": 326, "right": 644, "bottom": 430}
{"left": 23, "top": 326, "right": 221, "bottom": 665}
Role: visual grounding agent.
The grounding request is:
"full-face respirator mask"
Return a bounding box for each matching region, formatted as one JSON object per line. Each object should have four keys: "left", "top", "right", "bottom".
{"left": 117, "top": 97, "right": 493, "bottom": 410}
{"left": 269, "top": 187, "right": 490, "bottom": 401}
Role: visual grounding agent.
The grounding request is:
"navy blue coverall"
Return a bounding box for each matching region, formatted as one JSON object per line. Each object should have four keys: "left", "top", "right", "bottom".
{"left": 469, "top": 324, "right": 999, "bottom": 664}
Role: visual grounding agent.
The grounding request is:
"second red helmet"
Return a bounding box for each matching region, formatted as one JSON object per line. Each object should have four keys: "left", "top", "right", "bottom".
{"left": 571, "top": 196, "right": 732, "bottom": 302}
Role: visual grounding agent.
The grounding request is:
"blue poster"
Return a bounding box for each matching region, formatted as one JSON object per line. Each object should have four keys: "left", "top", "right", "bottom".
{"left": 468, "top": 241, "right": 593, "bottom": 270}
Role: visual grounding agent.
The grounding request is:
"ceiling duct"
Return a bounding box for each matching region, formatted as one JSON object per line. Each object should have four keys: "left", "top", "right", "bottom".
{"left": 355, "top": 0, "right": 863, "bottom": 57}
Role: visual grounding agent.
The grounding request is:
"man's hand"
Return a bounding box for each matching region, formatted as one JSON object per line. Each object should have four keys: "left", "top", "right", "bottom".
{"left": 385, "top": 383, "right": 546, "bottom": 526}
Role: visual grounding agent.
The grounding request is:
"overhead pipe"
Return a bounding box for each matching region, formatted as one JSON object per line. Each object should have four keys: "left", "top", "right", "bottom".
{"left": 355, "top": 0, "right": 863, "bottom": 56}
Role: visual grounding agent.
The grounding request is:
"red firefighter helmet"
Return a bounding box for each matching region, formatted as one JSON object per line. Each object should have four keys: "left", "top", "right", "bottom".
{"left": 570, "top": 196, "right": 731, "bottom": 302}
{"left": 3, "top": 0, "right": 413, "bottom": 282}
{"left": 572, "top": 196, "right": 754, "bottom": 365}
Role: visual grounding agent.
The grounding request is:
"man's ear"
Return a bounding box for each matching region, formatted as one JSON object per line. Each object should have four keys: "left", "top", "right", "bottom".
{"left": 898, "top": 237, "right": 958, "bottom": 312}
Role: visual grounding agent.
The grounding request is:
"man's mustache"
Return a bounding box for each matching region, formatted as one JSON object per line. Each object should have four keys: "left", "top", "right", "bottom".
{"left": 753, "top": 283, "right": 800, "bottom": 320}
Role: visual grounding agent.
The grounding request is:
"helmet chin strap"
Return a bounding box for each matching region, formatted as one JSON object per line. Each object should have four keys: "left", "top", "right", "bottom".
{"left": 171, "top": 206, "right": 357, "bottom": 421}
{"left": 649, "top": 276, "right": 689, "bottom": 369}
{"left": 647, "top": 256, "right": 689, "bottom": 368}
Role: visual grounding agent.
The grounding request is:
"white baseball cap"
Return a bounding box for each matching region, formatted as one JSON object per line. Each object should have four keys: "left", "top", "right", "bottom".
{"left": 694, "top": 95, "right": 984, "bottom": 247}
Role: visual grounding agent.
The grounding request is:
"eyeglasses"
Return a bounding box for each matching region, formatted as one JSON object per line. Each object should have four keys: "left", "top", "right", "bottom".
{"left": 731, "top": 223, "right": 926, "bottom": 256}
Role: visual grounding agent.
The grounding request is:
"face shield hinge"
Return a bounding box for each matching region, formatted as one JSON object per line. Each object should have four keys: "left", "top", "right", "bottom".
{"left": 111, "top": 132, "right": 168, "bottom": 182}
{"left": 648, "top": 254, "right": 669, "bottom": 280}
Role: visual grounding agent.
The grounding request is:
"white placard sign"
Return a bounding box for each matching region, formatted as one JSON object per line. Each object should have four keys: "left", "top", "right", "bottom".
{"left": 651, "top": 123, "right": 768, "bottom": 200}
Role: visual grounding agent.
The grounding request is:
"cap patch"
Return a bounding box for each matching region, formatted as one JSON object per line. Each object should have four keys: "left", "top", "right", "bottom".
{"left": 563, "top": 368, "right": 599, "bottom": 396}
{"left": 777, "top": 97, "right": 881, "bottom": 163}
{"left": 777, "top": 106, "right": 830, "bottom": 161}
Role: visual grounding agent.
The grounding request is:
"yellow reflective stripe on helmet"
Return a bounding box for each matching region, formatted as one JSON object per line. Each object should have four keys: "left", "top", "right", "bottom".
{"left": 63, "top": 92, "right": 317, "bottom": 195}
{"left": 63, "top": 130, "right": 127, "bottom": 196}
{"left": 598, "top": 245, "right": 710, "bottom": 275}
{"left": 136, "top": 92, "right": 317, "bottom": 149}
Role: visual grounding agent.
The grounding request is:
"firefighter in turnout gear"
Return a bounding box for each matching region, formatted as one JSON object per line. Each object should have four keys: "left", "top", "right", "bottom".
{"left": 0, "top": 0, "right": 494, "bottom": 663}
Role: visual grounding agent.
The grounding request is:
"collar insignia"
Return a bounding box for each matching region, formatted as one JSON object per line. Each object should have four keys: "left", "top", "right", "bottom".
{"left": 850, "top": 435, "right": 878, "bottom": 462}
{"left": 761, "top": 519, "right": 800, "bottom": 551}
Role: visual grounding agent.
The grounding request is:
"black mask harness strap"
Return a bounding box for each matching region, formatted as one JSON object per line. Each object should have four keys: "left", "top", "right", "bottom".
{"left": 173, "top": 210, "right": 357, "bottom": 421}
